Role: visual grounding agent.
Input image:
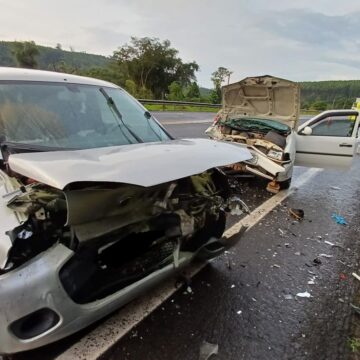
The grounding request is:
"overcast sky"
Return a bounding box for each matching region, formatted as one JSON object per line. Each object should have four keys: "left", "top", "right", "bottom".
{"left": 1, "top": 0, "right": 360, "bottom": 87}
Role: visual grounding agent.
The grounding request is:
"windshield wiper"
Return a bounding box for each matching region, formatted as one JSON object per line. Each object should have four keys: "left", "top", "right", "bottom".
{"left": 99, "top": 88, "right": 143, "bottom": 143}
{"left": 144, "top": 111, "right": 162, "bottom": 141}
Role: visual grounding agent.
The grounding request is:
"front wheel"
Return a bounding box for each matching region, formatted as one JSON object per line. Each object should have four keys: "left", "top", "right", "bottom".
{"left": 279, "top": 178, "right": 292, "bottom": 190}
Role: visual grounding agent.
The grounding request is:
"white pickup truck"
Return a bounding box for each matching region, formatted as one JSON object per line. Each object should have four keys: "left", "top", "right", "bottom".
{"left": 206, "top": 75, "right": 360, "bottom": 193}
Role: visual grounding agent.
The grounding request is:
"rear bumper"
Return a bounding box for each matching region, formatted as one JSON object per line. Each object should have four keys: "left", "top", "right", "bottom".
{"left": 0, "top": 229, "right": 245, "bottom": 354}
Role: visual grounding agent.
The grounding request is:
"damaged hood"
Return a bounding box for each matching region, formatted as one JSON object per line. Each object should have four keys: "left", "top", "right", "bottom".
{"left": 221, "top": 75, "right": 300, "bottom": 129}
{"left": 8, "top": 139, "right": 252, "bottom": 189}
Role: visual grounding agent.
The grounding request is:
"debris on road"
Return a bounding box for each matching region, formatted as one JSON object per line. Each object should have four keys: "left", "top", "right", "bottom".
{"left": 289, "top": 208, "right": 304, "bottom": 220}
{"left": 296, "top": 291, "right": 312, "bottom": 298}
{"left": 308, "top": 276, "right": 316, "bottom": 285}
{"left": 313, "top": 257, "right": 322, "bottom": 266}
{"left": 339, "top": 273, "right": 347, "bottom": 280}
{"left": 272, "top": 264, "right": 281, "bottom": 268}
{"left": 319, "top": 254, "right": 334, "bottom": 258}
{"left": 350, "top": 303, "right": 360, "bottom": 316}
{"left": 352, "top": 272, "right": 360, "bottom": 282}
{"left": 330, "top": 186, "right": 341, "bottom": 190}
{"left": 199, "top": 341, "right": 219, "bottom": 360}
{"left": 237, "top": 310, "right": 242, "bottom": 315}
{"left": 284, "top": 294, "right": 293, "bottom": 300}
{"left": 332, "top": 213, "right": 347, "bottom": 225}
{"left": 323, "top": 240, "right": 344, "bottom": 249}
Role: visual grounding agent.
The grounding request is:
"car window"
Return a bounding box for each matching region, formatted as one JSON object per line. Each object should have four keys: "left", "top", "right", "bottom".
{"left": 309, "top": 115, "right": 356, "bottom": 137}
{"left": 0, "top": 81, "right": 170, "bottom": 150}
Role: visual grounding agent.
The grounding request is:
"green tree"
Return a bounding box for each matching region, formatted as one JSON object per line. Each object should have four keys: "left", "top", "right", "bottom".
{"left": 211, "top": 66, "right": 233, "bottom": 88}
{"left": 168, "top": 81, "right": 184, "bottom": 100}
{"left": 186, "top": 82, "right": 200, "bottom": 100}
{"left": 210, "top": 67, "right": 232, "bottom": 104}
{"left": 311, "top": 100, "right": 328, "bottom": 111}
{"left": 11, "top": 41, "right": 40, "bottom": 69}
{"left": 124, "top": 79, "right": 137, "bottom": 97}
{"left": 112, "top": 37, "right": 198, "bottom": 98}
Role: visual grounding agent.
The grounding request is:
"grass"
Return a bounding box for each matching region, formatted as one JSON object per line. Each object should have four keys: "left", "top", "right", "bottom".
{"left": 145, "top": 104, "right": 218, "bottom": 112}
{"left": 348, "top": 337, "right": 360, "bottom": 353}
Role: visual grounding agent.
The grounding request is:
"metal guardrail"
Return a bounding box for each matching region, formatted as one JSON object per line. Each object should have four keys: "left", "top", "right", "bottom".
{"left": 138, "top": 99, "right": 321, "bottom": 115}
{"left": 138, "top": 99, "right": 221, "bottom": 108}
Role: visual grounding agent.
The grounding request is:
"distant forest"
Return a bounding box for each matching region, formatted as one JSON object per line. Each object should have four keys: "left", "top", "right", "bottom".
{"left": 0, "top": 40, "right": 359, "bottom": 110}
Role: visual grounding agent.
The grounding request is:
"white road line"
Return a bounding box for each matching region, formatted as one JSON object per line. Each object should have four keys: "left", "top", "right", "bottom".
{"left": 224, "top": 167, "right": 322, "bottom": 237}
{"left": 56, "top": 167, "right": 322, "bottom": 360}
{"left": 160, "top": 120, "right": 212, "bottom": 125}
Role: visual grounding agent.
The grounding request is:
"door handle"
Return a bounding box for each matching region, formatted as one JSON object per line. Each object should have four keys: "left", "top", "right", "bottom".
{"left": 339, "top": 143, "right": 353, "bottom": 147}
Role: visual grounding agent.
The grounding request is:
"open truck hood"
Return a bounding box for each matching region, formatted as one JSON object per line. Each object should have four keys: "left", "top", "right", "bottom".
{"left": 8, "top": 138, "right": 252, "bottom": 189}
{"left": 221, "top": 75, "right": 300, "bottom": 129}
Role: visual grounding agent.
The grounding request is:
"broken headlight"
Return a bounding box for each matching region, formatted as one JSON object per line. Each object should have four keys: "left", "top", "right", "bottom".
{"left": 245, "top": 153, "right": 258, "bottom": 165}
{"left": 267, "top": 149, "right": 283, "bottom": 161}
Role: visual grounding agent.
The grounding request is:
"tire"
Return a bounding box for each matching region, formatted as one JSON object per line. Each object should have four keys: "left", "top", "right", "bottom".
{"left": 279, "top": 178, "right": 292, "bottom": 189}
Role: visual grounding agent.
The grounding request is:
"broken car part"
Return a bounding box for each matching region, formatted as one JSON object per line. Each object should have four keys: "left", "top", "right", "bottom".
{"left": 0, "top": 68, "right": 251, "bottom": 354}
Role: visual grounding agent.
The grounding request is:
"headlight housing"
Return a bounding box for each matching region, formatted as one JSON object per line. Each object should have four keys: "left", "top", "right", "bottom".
{"left": 245, "top": 153, "right": 258, "bottom": 165}
{"left": 267, "top": 149, "right": 283, "bottom": 161}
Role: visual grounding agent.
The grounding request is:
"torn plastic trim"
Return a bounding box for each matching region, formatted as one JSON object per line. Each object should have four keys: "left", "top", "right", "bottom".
{"left": 195, "top": 225, "right": 247, "bottom": 260}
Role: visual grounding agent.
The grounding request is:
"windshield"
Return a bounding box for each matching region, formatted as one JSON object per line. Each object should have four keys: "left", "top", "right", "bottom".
{"left": 220, "top": 117, "right": 291, "bottom": 135}
{"left": 0, "top": 81, "right": 170, "bottom": 150}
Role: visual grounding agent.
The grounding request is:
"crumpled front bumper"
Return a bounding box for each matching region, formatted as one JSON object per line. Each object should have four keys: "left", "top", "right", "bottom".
{"left": 0, "top": 228, "right": 245, "bottom": 354}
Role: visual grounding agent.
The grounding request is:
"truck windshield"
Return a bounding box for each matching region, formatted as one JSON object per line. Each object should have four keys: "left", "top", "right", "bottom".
{"left": 0, "top": 81, "right": 170, "bottom": 150}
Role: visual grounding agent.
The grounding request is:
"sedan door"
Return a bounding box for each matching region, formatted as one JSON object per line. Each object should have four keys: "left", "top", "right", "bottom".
{"left": 295, "top": 110, "right": 360, "bottom": 168}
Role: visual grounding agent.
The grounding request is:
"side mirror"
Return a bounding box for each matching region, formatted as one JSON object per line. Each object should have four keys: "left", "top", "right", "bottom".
{"left": 302, "top": 126, "right": 313, "bottom": 135}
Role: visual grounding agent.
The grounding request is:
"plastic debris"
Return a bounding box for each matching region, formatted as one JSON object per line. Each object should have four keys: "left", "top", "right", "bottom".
{"left": 199, "top": 341, "right": 219, "bottom": 360}
{"left": 339, "top": 273, "right": 347, "bottom": 280}
{"left": 324, "top": 240, "right": 335, "bottom": 246}
{"left": 272, "top": 264, "right": 281, "bottom": 268}
{"left": 352, "top": 273, "right": 360, "bottom": 281}
{"left": 350, "top": 303, "right": 360, "bottom": 316}
{"left": 332, "top": 213, "right": 347, "bottom": 225}
{"left": 296, "top": 291, "right": 312, "bottom": 298}
{"left": 307, "top": 276, "right": 316, "bottom": 285}
{"left": 284, "top": 294, "right": 293, "bottom": 300}
{"left": 289, "top": 208, "right": 304, "bottom": 220}
{"left": 330, "top": 186, "right": 341, "bottom": 190}
{"left": 186, "top": 286, "right": 193, "bottom": 294}
{"left": 231, "top": 284, "right": 236, "bottom": 289}
{"left": 237, "top": 310, "right": 242, "bottom": 315}
{"left": 319, "top": 254, "right": 333, "bottom": 258}
{"left": 294, "top": 251, "right": 301, "bottom": 256}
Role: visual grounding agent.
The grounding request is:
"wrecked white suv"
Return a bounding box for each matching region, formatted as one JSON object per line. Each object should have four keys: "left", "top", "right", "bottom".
{"left": 0, "top": 68, "right": 252, "bottom": 354}
{"left": 206, "top": 75, "right": 360, "bottom": 193}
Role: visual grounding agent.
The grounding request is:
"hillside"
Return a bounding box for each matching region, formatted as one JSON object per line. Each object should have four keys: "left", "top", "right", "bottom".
{"left": 0, "top": 40, "right": 359, "bottom": 109}
{"left": 300, "top": 80, "right": 359, "bottom": 109}
{"left": 0, "top": 41, "right": 109, "bottom": 70}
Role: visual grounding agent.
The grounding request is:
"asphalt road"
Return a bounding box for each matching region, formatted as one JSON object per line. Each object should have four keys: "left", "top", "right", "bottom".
{"left": 8, "top": 112, "right": 360, "bottom": 360}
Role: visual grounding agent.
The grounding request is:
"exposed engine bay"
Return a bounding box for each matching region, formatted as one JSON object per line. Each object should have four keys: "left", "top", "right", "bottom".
{"left": 206, "top": 115, "right": 292, "bottom": 181}
{"left": 0, "top": 160, "right": 247, "bottom": 303}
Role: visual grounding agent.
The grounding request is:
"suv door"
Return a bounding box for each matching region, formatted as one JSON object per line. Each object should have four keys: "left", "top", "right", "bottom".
{"left": 295, "top": 110, "right": 360, "bottom": 168}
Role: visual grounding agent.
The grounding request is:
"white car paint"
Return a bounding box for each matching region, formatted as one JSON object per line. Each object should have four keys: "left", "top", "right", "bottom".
{"left": 296, "top": 110, "right": 360, "bottom": 169}
{"left": 206, "top": 75, "right": 360, "bottom": 186}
